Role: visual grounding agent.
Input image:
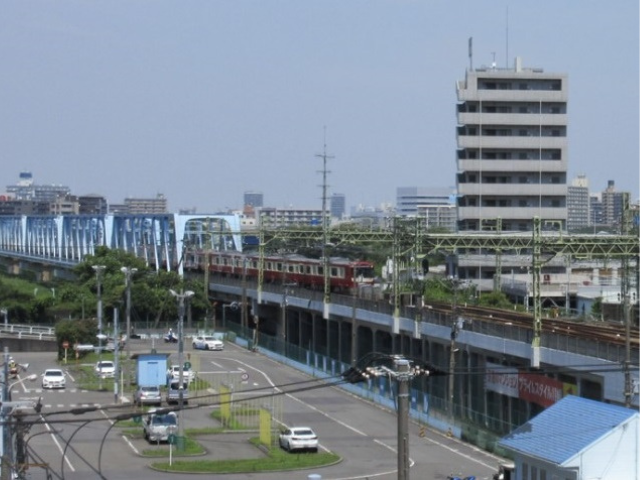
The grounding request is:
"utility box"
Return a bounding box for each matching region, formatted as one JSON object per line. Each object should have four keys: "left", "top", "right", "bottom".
{"left": 132, "top": 353, "right": 170, "bottom": 387}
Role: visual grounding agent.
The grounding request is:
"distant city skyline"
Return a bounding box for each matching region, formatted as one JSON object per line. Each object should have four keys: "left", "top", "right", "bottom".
{"left": 0, "top": 2, "right": 637, "bottom": 213}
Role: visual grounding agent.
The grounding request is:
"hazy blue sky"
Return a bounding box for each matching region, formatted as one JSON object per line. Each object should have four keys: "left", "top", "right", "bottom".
{"left": 1, "top": 1, "right": 637, "bottom": 213}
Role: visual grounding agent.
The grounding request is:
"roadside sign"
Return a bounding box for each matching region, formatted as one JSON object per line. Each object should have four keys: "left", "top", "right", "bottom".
{"left": 168, "top": 434, "right": 176, "bottom": 445}
{"left": 241, "top": 373, "right": 249, "bottom": 382}
{"left": 184, "top": 361, "right": 192, "bottom": 370}
{"left": 62, "top": 340, "right": 69, "bottom": 349}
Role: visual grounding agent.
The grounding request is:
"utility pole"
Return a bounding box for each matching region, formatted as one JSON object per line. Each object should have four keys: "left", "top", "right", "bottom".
{"left": 342, "top": 355, "right": 448, "bottom": 480}
{"left": 92, "top": 265, "right": 106, "bottom": 391}
{"left": 113, "top": 308, "right": 120, "bottom": 404}
{"left": 315, "top": 133, "right": 333, "bottom": 319}
{"left": 1, "top": 347, "right": 10, "bottom": 480}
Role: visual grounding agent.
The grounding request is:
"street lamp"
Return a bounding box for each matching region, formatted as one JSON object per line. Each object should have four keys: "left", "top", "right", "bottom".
{"left": 169, "top": 289, "right": 194, "bottom": 440}
{"left": 120, "top": 267, "right": 138, "bottom": 361}
{"left": 92, "top": 265, "right": 106, "bottom": 391}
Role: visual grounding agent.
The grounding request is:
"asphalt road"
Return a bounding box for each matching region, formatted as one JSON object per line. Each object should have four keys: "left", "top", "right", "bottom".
{"left": 6, "top": 342, "right": 504, "bottom": 480}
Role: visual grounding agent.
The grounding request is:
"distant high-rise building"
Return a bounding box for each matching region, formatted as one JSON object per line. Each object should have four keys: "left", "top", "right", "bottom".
{"left": 6, "top": 171, "right": 71, "bottom": 202}
{"left": 244, "top": 191, "right": 263, "bottom": 208}
{"left": 124, "top": 193, "right": 167, "bottom": 214}
{"left": 601, "top": 180, "right": 629, "bottom": 228}
{"left": 455, "top": 57, "right": 568, "bottom": 232}
{"left": 330, "top": 193, "right": 346, "bottom": 219}
{"left": 567, "top": 175, "right": 590, "bottom": 231}
{"left": 396, "top": 187, "right": 454, "bottom": 215}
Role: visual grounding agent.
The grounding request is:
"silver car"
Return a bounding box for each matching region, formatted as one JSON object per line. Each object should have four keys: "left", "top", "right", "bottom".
{"left": 134, "top": 385, "right": 162, "bottom": 406}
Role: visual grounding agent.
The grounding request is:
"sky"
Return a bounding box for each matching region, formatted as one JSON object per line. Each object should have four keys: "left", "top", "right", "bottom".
{"left": 0, "top": 1, "right": 638, "bottom": 214}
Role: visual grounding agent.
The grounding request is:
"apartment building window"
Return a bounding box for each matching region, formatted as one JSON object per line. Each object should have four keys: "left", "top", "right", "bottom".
{"left": 519, "top": 152, "right": 527, "bottom": 159}
{"left": 519, "top": 200, "right": 528, "bottom": 207}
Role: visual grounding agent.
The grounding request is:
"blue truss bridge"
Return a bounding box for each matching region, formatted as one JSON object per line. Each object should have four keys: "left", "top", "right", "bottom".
{"left": 0, "top": 213, "right": 242, "bottom": 274}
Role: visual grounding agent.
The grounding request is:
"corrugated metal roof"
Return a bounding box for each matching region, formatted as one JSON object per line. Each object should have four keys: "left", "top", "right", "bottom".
{"left": 498, "top": 395, "right": 638, "bottom": 465}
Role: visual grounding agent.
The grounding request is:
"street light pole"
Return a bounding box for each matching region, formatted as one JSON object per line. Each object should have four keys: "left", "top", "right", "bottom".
{"left": 92, "top": 265, "right": 106, "bottom": 391}
{"left": 169, "top": 289, "right": 194, "bottom": 440}
{"left": 120, "top": 267, "right": 137, "bottom": 362}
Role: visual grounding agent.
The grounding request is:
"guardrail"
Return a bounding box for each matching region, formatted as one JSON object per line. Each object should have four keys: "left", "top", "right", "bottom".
{"left": 0, "top": 324, "right": 56, "bottom": 340}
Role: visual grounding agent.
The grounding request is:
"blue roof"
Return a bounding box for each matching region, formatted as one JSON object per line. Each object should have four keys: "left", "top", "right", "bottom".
{"left": 498, "top": 395, "right": 638, "bottom": 465}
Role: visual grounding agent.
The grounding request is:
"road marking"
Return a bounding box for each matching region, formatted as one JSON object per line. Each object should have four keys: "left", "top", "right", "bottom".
{"left": 122, "top": 435, "right": 139, "bottom": 455}
{"left": 41, "top": 414, "right": 76, "bottom": 472}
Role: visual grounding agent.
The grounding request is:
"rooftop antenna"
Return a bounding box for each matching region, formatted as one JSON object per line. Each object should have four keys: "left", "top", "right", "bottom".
{"left": 468, "top": 36, "right": 473, "bottom": 70}
{"left": 505, "top": 6, "right": 510, "bottom": 69}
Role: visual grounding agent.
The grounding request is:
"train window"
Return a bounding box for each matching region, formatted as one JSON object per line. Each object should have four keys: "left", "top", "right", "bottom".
{"left": 266, "top": 261, "right": 273, "bottom": 271}
{"left": 276, "top": 262, "right": 283, "bottom": 272}
{"left": 318, "top": 266, "right": 323, "bottom": 275}
{"left": 288, "top": 264, "right": 295, "bottom": 273}
{"left": 251, "top": 260, "right": 258, "bottom": 269}
{"left": 305, "top": 266, "right": 312, "bottom": 275}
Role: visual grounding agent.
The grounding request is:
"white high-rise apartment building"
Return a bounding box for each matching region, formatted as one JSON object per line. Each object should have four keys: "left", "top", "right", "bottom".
{"left": 455, "top": 57, "right": 568, "bottom": 233}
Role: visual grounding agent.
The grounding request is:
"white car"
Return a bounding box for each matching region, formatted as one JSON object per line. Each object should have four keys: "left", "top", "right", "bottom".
{"left": 166, "top": 365, "right": 195, "bottom": 383}
{"left": 42, "top": 369, "right": 66, "bottom": 389}
{"left": 278, "top": 426, "right": 319, "bottom": 452}
{"left": 192, "top": 335, "right": 224, "bottom": 351}
{"left": 94, "top": 360, "right": 115, "bottom": 378}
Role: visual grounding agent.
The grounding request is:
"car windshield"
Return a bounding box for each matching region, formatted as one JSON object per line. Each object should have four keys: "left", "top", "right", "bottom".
{"left": 292, "top": 429, "right": 314, "bottom": 436}
{"left": 142, "top": 387, "right": 159, "bottom": 393}
{"left": 45, "top": 371, "right": 63, "bottom": 377}
{"left": 203, "top": 336, "right": 216, "bottom": 341}
{"left": 154, "top": 414, "right": 177, "bottom": 426}
{"left": 98, "top": 362, "right": 113, "bottom": 368}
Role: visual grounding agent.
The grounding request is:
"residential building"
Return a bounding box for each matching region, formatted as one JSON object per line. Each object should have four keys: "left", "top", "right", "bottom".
{"left": 256, "top": 206, "right": 328, "bottom": 228}
{"left": 455, "top": 57, "right": 568, "bottom": 285}
{"left": 50, "top": 195, "right": 80, "bottom": 215}
{"left": 6, "top": 171, "right": 71, "bottom": 202}
{"left": 601, "top": 180, "right": 629, "bottom": 228}
{"left": 567, "top": 174, "right": 589, "bottom": 232}
{"left": 79, "top": 195, "right": 108, "bottom": 215}
{"left": 455, "top": 57, "right": 568, "bottom": 232}
{"left": 124, "top": 193, "right": 167, "bottom": 214}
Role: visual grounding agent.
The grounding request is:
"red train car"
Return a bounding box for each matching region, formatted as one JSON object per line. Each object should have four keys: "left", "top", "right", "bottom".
{"left": 187, "top": 250, "right": 377, "bottom": 294}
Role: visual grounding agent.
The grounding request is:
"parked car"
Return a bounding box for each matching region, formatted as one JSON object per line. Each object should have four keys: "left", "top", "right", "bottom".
{"left": 192, "top": 335, "right": 224, "bottom": 351}
{"left": 133, "top": 385, "right": 162, "bottom": 406}
{"left": 42, "top": 369, "right": 66, "bottom": 389}
{"left": 166, "top": 381, "right": 189, "bottom": 405}
{"left": 142, "top": 409, "right": 178, "bottom": 443}
{"left": 278, "top": 426, "right": 319, "bottom": 452}
{"left": 166, "top": 365, "right": 195, "bottom": 383}
{"left": 94, "top": 360, "right": 115, "bottom": 378}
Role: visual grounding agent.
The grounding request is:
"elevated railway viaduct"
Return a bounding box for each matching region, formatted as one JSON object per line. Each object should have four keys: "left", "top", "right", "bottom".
{"left": 0, "top": 213, "right": 638, "bottom": 442}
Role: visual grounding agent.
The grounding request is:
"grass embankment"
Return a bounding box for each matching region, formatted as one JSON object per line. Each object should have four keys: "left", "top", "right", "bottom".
{"left": 151, "top": 437, "right": 340, "bottom": 473}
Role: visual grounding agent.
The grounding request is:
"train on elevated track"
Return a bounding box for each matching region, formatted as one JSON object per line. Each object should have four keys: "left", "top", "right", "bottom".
{"left": 185, "top": 250, "right": 377, "bottom": 294}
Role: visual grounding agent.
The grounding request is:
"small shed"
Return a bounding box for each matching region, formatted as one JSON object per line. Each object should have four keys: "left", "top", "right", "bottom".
{"left": 498, "top": 395, "right": 639, "bottom": 480}
{"left": 132, "top": 352, "right": 170, "bottom": 387}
